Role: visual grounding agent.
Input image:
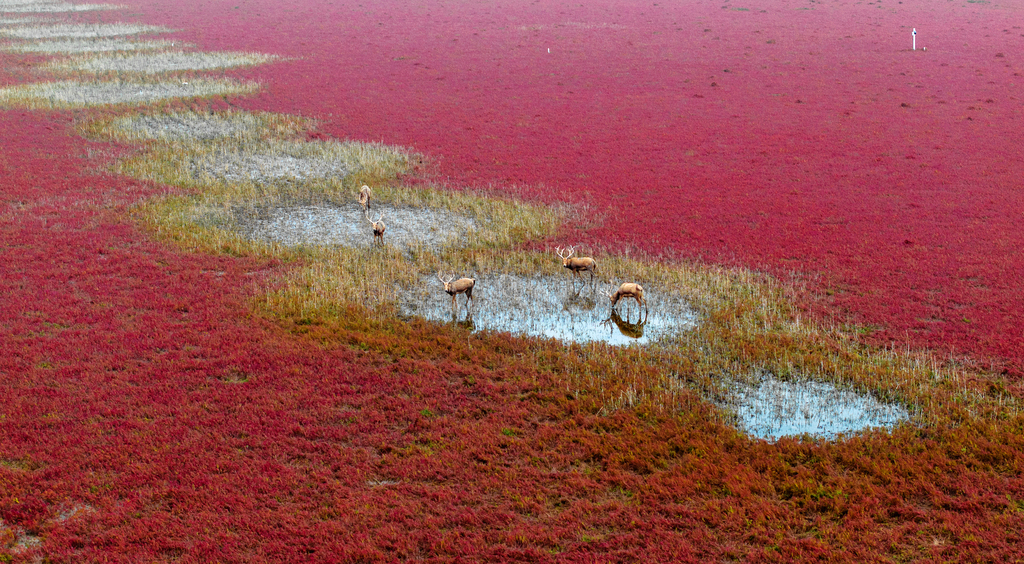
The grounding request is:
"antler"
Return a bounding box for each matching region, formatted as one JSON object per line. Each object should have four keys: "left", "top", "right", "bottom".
{"left": 555, "top": 246, "right": 575, "bottom": 260}
{"left": 436, "top": 270, "right": 454, "bottom": 285}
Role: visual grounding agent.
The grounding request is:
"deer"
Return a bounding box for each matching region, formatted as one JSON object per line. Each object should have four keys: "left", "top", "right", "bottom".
{"left": 365, "top": 211, "right": 385, "bottom": 246}
{"left": 608, "top": 282, "right": 647, "bottom": 313}
{"left": 437, "top": 270, "right": 475, "bottom": 311}
{"left": 602, "top": 309, "right": 647, "bottom": 339}
{"left": 358, "top": 185, "right": 373, "bottom": 212}
{"left": 555, "top": 245, "right": 598, "bottom": 289}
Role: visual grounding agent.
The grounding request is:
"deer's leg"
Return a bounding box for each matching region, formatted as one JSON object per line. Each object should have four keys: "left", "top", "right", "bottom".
{"left": 635, "top": 295, "right": 646, "bottom": 312}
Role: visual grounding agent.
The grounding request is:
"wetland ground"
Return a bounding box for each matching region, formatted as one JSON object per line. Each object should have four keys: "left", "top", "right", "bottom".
{"left": 3, "top": 0, "right": 1024, "bottom": 561}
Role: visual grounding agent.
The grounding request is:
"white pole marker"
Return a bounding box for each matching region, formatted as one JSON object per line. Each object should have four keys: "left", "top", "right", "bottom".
{"left": 912, "top": 28, "right": 916, "bottom": 51}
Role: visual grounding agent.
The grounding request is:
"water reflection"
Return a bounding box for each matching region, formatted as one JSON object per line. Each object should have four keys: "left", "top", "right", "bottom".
{"left": 450, "top": 310, "right": 475, "bottom": 331}
{"left": 562, "top": 293, "right": 597, "bottom": 313}
{"left": 724, "top": 373, "right": 909, "bottom": 440}
{"left": 399, "top": 273, "right": 697, "bottom": 346}
{"left": 602, "top": 309, "right": 647, "bottom": 340}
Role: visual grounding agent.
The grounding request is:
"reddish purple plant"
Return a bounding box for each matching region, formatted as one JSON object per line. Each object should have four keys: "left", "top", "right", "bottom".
{"left": 4, "top": 1, "right": 1024, "bottom": 561}
{"left": 124, "top": 0, "right": 1024, "bottom": 373}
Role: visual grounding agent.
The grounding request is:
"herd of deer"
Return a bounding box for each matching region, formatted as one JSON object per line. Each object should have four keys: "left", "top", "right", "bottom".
{"left": 357, "top": 185, "right": 648, "bottom": 316}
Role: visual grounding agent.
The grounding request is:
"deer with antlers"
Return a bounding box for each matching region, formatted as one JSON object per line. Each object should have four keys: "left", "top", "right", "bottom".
{"left": 608, "top": 282, "right": 647, "bottom": 313}
{"left": 366, "top": 211, "right": 385, "bottom": 246}
{"left": 555, "top": 245, "right": 598, "bottom": 288}
{"left": 437, "top": 271, "right": 475, "bottom": 311}
{"left": 358, "top": 185, "right": 373, "bottom": 212}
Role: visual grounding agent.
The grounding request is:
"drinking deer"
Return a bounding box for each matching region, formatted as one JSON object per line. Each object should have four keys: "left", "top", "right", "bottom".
{"left": 366, "top": 211, "right": 385, "bottom": 246}
{"left": 437, "top": 270, "right": 475, "bottom": 311}
{"left": 358, "top": 185, "right": 372, "bottom": 211}
{"left": 555, "top": 245, "right": 598, "bottom": 288}
{"left": 608, "top": 282, "right": 647, "bottom": 313}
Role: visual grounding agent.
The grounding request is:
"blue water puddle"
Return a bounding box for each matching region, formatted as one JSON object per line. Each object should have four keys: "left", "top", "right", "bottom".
{"left": 723, "top": 374, "right": 910, "bottom": 440}
{"left": 399, "top": 273, "right": 698, "bottom": 346}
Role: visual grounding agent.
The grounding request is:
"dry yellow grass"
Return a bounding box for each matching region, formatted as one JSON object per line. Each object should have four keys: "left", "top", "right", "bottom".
{"left": 0, "top": 78, "right": 259, "bottom": 109}
{"left": 45, "top": 50, "right": 278, "bottom": 74}
{"left": 0, "top": 3, "right": 119, "bottom": 13}
{"left": 0, "top": 23, "right": 166, "bottom": 38}
{"left": 1, "top": 38, "right": 181, "bottom": 54}
{"left": 0, "top": 16, "right": 48, "bottom": 25}
{"left": 81, "top": 109, "right": 312, "bottom": 143}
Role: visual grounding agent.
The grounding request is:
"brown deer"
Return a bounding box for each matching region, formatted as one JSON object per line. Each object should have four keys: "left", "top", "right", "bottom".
{"left": 608, "top": 282, "right": 647, "bottom": 313}
{"left": 358, "top": 185, "right": 372, "bottom": 211}
{"left": 602, "top": 309, "right": 647, "bottom": 339}
{"left": 437, "top": 270, "right": 475, "bottom": 311}
{"left": 555, "top": 245, "right": 598, "bottom": 288}
{"left": 365, "top": 211, "right": 385, "bottom": 246}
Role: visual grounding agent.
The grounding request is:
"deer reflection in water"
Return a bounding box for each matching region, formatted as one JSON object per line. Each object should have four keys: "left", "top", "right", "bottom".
{"left": 448, "top": 309, "right": 475, "bottom": 331}
{"left": 602, "top": 309, "right": 648, "bottom": 340}
{"left": 562, "top": 292, "right": 598, "bottom": 314}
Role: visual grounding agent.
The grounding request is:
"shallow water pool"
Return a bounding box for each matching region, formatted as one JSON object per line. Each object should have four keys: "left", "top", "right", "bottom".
{"left": 399, "top": 273, "right": 698, "bottom": 346}
{"left": 723, "top": 374, "right": 909, "bottom": 440}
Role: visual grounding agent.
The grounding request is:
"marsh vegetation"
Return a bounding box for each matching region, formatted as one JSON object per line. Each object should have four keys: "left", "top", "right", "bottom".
{"left": 6, "top": 0, "right": 1024, "bottom": 560}
{"left": 0, "top": 78, "right": 259, "bottom": 108}
{"left": 76, "top": 108, "right": 994, "bottom": 441}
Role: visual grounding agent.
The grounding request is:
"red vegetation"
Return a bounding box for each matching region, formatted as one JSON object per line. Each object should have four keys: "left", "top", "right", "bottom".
{"left": 2, "top": 111, "right": 1024, "bottom": 562}
{"left": 5, "top": 0, "right": 1024, "bottom": 561}
{"left": 130, "top": 0, "right": 1024, "bottom": 372}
